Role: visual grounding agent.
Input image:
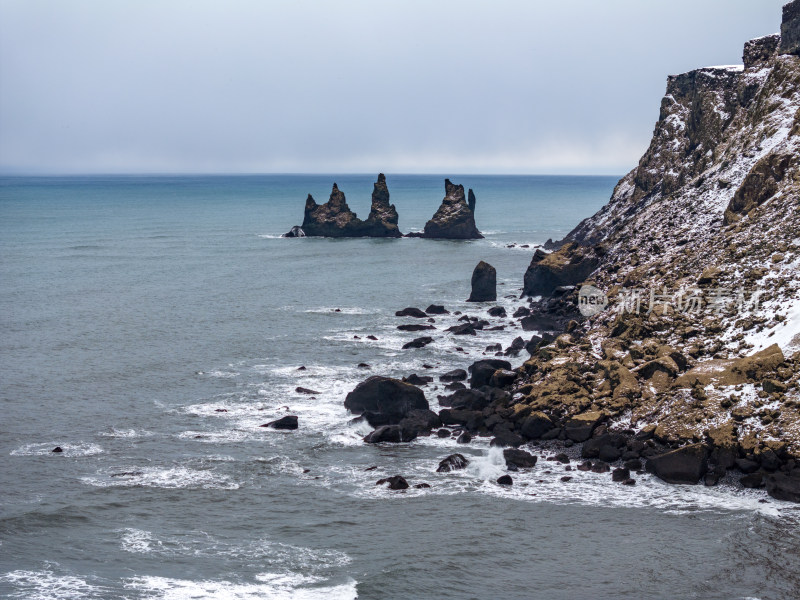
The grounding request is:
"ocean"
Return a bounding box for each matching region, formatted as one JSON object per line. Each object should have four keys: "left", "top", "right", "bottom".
{"left": 1, "top": 174, "right": 798, "bottom": 600}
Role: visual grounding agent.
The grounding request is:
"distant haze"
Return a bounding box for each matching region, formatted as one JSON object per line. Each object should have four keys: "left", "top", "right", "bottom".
{"left": 0, "top": 0, "right": 787, "bottom": 175}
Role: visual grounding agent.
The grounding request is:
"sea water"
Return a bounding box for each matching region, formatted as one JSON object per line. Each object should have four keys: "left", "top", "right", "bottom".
{"left": 1, "top": 174, "right": 799, "bottom": 599}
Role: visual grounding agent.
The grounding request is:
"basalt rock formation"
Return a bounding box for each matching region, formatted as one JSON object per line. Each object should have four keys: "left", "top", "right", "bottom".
{"left": 296, "top": 174, "right": 402, "bottom": 237}
{"left": 414, "top": 179, "right": 483, "bottom": 239}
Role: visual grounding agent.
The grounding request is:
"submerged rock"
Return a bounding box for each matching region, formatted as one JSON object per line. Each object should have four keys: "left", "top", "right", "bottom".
{"left": 417, "top": 179, "right": 483, "bottom": 239}
{"left": 261, "top": 415, "right": 299, "bottom": 430}
{"left": 436, "top": 453, "right": 470, "bottom": 472}
{"left": 376, "top": 475, "right": 410, "bottom": 490}
{"left": 467, "top": 261, "right": 497, "bottom": 302}
{"left": 282, "top": 225, "right": 305, "bottom": 237}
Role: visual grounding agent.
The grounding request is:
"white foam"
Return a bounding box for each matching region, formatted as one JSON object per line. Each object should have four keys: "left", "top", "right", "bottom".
{"left": 124, "top": 575, "right": 357, "bottom": 600}
{"left": 0, "top": 569, "right": 107, "bottom": 600}
{"left": 82, "top": 466, "right": 239, "bottom": 490}
{"left": 10, "top": 442, "right": 104, "bottom": 457}
{"left": 98, "top": 427, "right": 152, "bottom": 438}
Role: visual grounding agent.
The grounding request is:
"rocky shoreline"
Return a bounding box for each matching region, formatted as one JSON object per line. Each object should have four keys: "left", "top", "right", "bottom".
{"left": 344, "top": 2, "right": 800, "bottom": 502}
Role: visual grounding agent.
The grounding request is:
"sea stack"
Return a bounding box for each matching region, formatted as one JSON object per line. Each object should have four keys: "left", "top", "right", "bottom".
{"left": 363, "top": 173, "right": 401, "bottom": 237}
{"left": 467, "top": 261, "right": 496, "bottom": 302}
{"left": 418, "top": 179, "right": 483, "bottom": 239}
{"left": 292, "top": 175, "right": 402, "bottom": 237}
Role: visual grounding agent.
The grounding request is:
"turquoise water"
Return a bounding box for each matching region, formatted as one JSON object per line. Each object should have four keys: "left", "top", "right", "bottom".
{"left": 1, "top": 174, "right": 798, "bottom": 600}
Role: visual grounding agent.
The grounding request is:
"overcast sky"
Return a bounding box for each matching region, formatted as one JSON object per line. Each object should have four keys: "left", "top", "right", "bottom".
{"left": 0, "top": 0, "right": 788, "bottom": 175}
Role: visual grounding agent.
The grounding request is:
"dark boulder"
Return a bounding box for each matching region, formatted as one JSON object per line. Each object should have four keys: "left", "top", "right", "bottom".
{"left": 497, "top": 474, "right": 513, "bottom": 485}
{"left": 441, "top": 388, "right": 490, "bottom": 411}
{"left": 765, "top": 471, "right": 800, "bottom": 502}
{"left": 440, "top": 368, "right": 467, "bottom": 382}
{"left": 402, "top": 336, "right": 434, "bottom": 350}
{"left": 403, "top": 373, "right": 433, "bottom": 386}
{"left": 344, "top": 376, "right": 428, "bottom": 425}
{"left": 487, "top": 306, "right": 507, "bottom": 317}
{"left": 468, "top": 359, "right": 512, "bottom": 388}
{"left": 520, "top": 412, "right": 554, "bottom": 439}
{"left": 646, "top": 443, "right": 709, "bottom": 484}
{"left": 425, "top": 304, "right": 449, "bottom": 315}
{"left": 399, "top": 409, "right": 441, "bottom": 438}
{"left": 520, "top": 314, "right": 563, "bottom": 333}
{"left": 467, "top": 261, "right": 497, "bottom": 302}
{"left": 436, "top": 453, "right": 470, "bottom": 472}
{"left": 376, "top": 475, "right": 409, "bottom": 490}
{"left": 447, "top": 323, "right": 477, "bottom": 335}
{"left": 503, "top": 448, "right": 538, "bottom": 469}
{"left": 52, "top": 446, "right": 63, "bottom": 453}
{"left": 295, "top": 387, "right": 320, "bottom": 395}
{"left": 456, "top": 432, "right": 472, "bottom": 444}
{"left": 490, "top": 369, "right": 518, "bottom": 388}
{"left": 740, "top": 472, "right": 765, "bottom": 489}
{"left": 261, "top": 415, "right": 299, "bottom": 430}
{"left": 419, "top": 179, "right": 483, "bottom": 239}
{"left": 364, "top": 425, "right": 416, "bottom": 443}
{"left": 396, "top": 307, "right": 428, "bottom": 318}
{"left": 397, "top": 324, "right": 435, "bottom": 332}
{"left": 490, "top": 426, "right": 525, "bottom": 448}
{"left": 612, "top": 467, "right": 630, "bottom": 482}
{"left": 437, "top": 428, "right": 451, "bottom": 438}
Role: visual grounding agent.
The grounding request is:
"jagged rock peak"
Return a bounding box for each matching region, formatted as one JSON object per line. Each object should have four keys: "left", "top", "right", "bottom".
{"left": 365, "top": 173, "right": 400, "bottom": 236}
{"left": 418, "top": 179, "right": 483, "bottom": 239}
{"left": 468, "top": 188, "right": 476, "bottom": 213}
{"left": 298, "top": 176, "right": 402, "bottom": 238}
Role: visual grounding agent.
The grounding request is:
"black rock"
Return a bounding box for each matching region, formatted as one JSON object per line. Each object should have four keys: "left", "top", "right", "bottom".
{"left": 456, "top": 432, "right": 472, "bottom": 444}
{"left": 735, "top": 458, "right": 760, "bottom": 474}
{"left": 396, "top": 307, "right": 428, "bottom": 318}
{"left": 490, "top": 427, "right": 525, "bottom": 448}
{"left": 468, "top": 359, "right": 512, "bottom": 388}
{"left": 623, "top": 459, "right": 643, "bottom": 471}
{"left": 403, "top": 336, "right": 434, "bottom": 350}
{"left": 520, "top": 413, "right": 554, "bottom": 440}
{"left": 376, "top": 475, "right": 409, "bottom": 490}
{"left": 447, "top": 323, "right": 477, "bottom": 336}
{"left": 765, "top": 471, "right": 800, "bottom": 502}
{"left": 490, "top": 369, "right": 518, "bottom": 388}
{"left": 437, "top": 428, "right": 451, "bottom": 438}
{"left": 513, "top": 306, "right": 531, "bottom": 318}
{"left": 425, "top": 305, "right": 449, "bottom": 315}
{"left": 398, "top": 409, "right": 442, "bottom": 438}
{"left": 497, "top": 475, "right": 513, "bottom": 485}
{"left": 612, "top": 467, "right": 631, "bottom": 482}
{"left": 467, "top": 261, "right": 497, "bottom": 302}
{"left": 645, "top": 444, "right": 709, "bottom": 485}
{"left": 364, "top": 425, "right": 416, "bottom": 443}
{"left": 261, "top": 415, "right": 299, "bottom": 430}
{"left": 397, "top": 323, "right": 436, "bottom": 332}
{"left": 440, "top": 369, "right": 467, "bottom": 382}
{"left": 741, "top": 472, "right": 765, "bottom": 489}
{"left": 344, "top": 376, "right": 429, "bottom": 425}
{"left": 415, "top": 482, "right": 431, "bottom": 489}
{"left": 503, "top": 448, "right": 538, "bottom": 469}
{"left": 295, "top": 387, "right": 320, "bottom": 395}
{"left": 436, "top": 453, "right": 470, "bottom": 472}
{"left": 403, "top": 373, "right": 433, "bottom": 386}
{"left": 52, "top": 446, "right": 63, "bottom": 453}
{"left": 553, "top": 453, "right": 570, "bottom": 464}
{"left": 487, "top": 306, "right": 507, "bottom": 317}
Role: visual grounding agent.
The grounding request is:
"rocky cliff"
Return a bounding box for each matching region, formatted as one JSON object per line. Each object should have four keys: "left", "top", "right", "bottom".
{"left": 296, "top": 174, "right": 402, "bottom": 237}
{"left": 511, "top": 1, "right": 800, "bottom": 497}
